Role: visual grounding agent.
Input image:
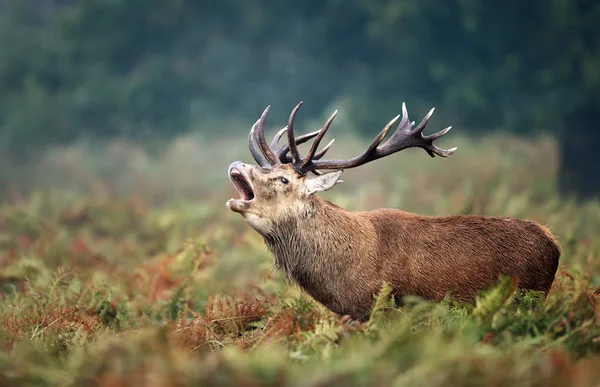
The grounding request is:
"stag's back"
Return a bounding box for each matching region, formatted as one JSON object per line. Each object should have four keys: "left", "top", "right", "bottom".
{"left": 365, "top": 209, "right": 561, "bottom": 303}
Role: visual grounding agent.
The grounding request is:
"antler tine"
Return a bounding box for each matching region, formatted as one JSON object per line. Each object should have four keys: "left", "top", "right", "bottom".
{"left": 424, "top": 125, "right": 453, "bottom": 141}
{"left": 306, "top": 103, "right": 456, "bottom": 172}
{"left": 278, "top": 135, "right": 334, "bottom": 163}
{"left": 362, "top": 114, "right": 401, "bottom": 156}
{"left": 412, "top": 107, "right": 435, "bottom": 135}
{"left": 313, "top": 139, "right": 335, "bottom": 160}
{"left": 299, "top": 110, "right": 337, "bottom": 169}
{"left": 248, "top": 123, "right": 271, "bottom": 167}
{"left": 275, "top": 129, "right": 321, "bottom": 160}
{"left": 325, "top": 114, "right": 400, "bottom": 168}
{"left": 397, "top": 102, "right": 410, "bottom": 130}
{"left": 270, "top": 127, "right": 288, "bottom": 150}
{"left": 384, "top": 105, "right": 456, "bottom": 158}
{"left": 254, "top": 106, "right": 281, "bottom": 165}
{"left": 286, "top": 102, "right": 303, "bottom": 164}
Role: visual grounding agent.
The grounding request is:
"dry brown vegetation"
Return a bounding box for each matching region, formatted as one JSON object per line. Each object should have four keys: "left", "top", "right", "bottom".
{"left": 0, "top": 131, "right": 599, "bottom": 386}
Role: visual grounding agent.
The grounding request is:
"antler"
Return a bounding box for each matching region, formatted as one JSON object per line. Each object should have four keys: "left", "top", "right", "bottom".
{"left": 247, "top": 106, "right": 281, "bottom": 167}
{"left": 247, "top": 102, "right": 456, "bottom": 175}
{"left": 247, "top": 104, "right": 334, "bottom": 167}
{"left": 290, "top": 102, "right": 457, "bottom": 175}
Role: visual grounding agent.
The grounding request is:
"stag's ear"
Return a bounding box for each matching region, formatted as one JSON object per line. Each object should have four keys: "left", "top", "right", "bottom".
{"left": 304, "top": 170, "right": 343, "bottom": 195}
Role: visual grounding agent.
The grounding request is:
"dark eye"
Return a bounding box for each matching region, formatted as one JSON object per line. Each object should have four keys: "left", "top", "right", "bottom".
{"left": 280, "top": 177, "right": 289, "bottom": 184}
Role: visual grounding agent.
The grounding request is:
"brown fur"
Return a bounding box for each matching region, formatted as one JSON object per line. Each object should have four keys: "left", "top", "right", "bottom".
{"left": 227, "top": 163, "right": 561, "bottom": 321}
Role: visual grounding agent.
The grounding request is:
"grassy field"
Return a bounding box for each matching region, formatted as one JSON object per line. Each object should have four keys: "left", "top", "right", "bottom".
{"left": 1, "top": 130, "right": 600, "bottom": 386}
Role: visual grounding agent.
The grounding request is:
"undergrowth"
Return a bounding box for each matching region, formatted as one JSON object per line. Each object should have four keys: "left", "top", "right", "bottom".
{"left": 0, "top": 133, "right": 599, "bottom": 386}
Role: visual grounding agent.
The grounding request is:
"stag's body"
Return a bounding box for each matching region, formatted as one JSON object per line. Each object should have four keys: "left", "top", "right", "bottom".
{"left": 226, "top": 102, "right": 561, "bottom": 321}
{"left": 264, "top": 195, "right": 559, "bottom": 320}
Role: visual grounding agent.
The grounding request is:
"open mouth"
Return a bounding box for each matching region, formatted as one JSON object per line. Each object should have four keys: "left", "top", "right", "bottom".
{"left": 229, "top": 167, "right": 255, "bottom": 202}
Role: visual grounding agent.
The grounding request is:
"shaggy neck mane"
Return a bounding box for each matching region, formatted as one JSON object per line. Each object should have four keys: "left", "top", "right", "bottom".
{"left": 261, "top": 196, "right": 352, "bottom": 288}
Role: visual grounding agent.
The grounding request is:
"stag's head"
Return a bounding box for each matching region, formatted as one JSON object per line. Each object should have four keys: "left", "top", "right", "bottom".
{"left": 226, "top": 102, "right": 457, "bottom": 234}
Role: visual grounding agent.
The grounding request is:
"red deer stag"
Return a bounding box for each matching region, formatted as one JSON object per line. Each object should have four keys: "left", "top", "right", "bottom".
{"left": 226, "top": 102, "right": 561, "bottom": 321}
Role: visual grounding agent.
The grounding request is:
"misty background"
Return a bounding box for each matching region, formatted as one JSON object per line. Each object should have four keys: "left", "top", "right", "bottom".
{"left": 0, "top": 0, "right": 598, "bottom": 200}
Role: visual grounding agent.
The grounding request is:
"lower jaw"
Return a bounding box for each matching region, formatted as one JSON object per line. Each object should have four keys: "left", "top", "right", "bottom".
{"left": 226, "top": 199, "right": 251, "bottom": 213}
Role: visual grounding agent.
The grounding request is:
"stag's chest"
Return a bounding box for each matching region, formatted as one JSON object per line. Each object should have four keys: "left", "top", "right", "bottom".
{"left": 266, "top": 238, "right": 356, "bottom": 312}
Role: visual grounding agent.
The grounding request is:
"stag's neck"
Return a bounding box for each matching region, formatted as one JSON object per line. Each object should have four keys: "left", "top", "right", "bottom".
{"left": 262, "top": 196, "right": 362, "bottom": 291}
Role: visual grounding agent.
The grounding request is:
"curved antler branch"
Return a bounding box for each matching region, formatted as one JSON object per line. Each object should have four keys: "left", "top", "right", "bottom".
{"left": 299, "top": 110, "right": 337, "bottom": 170}
{"left": 270, "top": 127, "right": 288, "bottom": 151}
{"left": 249, "top": 104, "right": 325, "bottom": 166}
{"left": 286, "top": 102, "right": 304, "bottom": 164}
{"left": 276, "top": 129, "right": 321, "bottom": 161}
{"left": 248, "top": 124, "right": 271, "bottom": 167}
{"left": 254, "top": 106, "right": 281, "bottom": 165}
{"left": 304, "top": 102, "right": 457, "bottom": 172}
{"left": 313, "top": 139, "right": 335, "bottom": 160}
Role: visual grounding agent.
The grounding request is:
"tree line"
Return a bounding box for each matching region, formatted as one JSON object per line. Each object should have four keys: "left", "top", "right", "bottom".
{"left": 0, "top": 0, "right": 598, "bottom": 198}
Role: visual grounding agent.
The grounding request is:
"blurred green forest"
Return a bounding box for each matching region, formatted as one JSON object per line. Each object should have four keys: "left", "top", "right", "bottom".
{"left": 0, "top": 0, "right": 598, "bottom": 198}
{"left": 2, "top": 2, "right": 600, "bottom": 385}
